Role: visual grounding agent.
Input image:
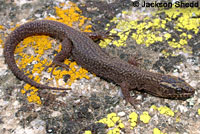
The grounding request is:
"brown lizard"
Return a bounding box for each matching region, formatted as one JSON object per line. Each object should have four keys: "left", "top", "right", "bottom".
{"left": 4, "top": 20, "right": 195, "bottom": 105}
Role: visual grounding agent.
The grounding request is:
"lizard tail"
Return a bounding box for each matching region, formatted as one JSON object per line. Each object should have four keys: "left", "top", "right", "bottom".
{"left": 5, "top": 56, "right": 70, "bottom": 90}
{"left": 4, "top": 20, "right": 71, "bottom": 90}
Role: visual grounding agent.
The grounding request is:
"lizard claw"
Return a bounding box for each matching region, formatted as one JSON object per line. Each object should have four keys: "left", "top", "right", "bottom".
{"left": 124, "top": 96, "right": 140, "bottom": 109}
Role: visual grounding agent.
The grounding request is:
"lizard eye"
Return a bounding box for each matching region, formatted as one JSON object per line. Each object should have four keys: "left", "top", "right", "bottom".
{"left": 178, "top": 77, "right": 185, "bottom": 82}
{"left": 176, "top": 87, "right": 182, "bottom": 91}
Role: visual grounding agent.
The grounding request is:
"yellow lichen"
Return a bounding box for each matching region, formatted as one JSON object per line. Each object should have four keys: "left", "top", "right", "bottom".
{"left": 83, "top": 131, "right": 92, "bottom": 134}
{"left": 153, "top": 128, "right": 167, "bottom": 134}
{"left": 158, "top": 106, "right": 174, "bottom": 117}
{"left": 139, "top": 111, "right": 151, "bottom": 124}
{"left": 99, "top": 6, "right": 199, "bottom": 57}
{"left": 129, "top": 112, "right": 138, "bottom": 129}
{"left": 164, "top": 33, "right": 171, "bottom": 40}
{"left": 176, "top": 117, "right": 180, "bottom": 122}
{"left": 151, "top": 105, "right": 175, "bottom": 117}
{"left": 96, "top": 113, "right": 125, "bottom": 133}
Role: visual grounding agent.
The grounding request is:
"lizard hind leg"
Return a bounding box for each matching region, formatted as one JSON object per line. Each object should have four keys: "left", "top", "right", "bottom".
{"left": 128, "top": 53, "right": 143, "bottom": 67}
{"left": 84, "top": 31, "right": 115, "bottom": 42}
{"left": 84, "top": 24, "right": 118, "bottom": 41}
{"left": 45, "top": 38, "right": 72, "bottom": 77}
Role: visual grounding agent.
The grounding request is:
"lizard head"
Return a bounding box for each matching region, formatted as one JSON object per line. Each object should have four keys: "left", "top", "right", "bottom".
{"left": 143, "top": 74, "right": 195, "bottom": 100}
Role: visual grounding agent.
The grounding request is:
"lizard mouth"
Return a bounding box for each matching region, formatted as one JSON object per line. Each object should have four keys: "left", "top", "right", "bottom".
{"left": 146, "top": 88, "right": 194, "bottom": 100}
{"left": 164, "top": 92, "right": 194, "bottom": 100}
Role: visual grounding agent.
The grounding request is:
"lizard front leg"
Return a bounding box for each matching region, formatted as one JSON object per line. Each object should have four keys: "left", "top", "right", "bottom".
{"left": 45, "top": 33, "right": 110, "bottom": 77}
{"left": 120, "top": 81, "right": 139, "bottom": 107}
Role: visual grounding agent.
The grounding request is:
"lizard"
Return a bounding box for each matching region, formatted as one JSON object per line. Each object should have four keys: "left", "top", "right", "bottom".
{"left": 4, "top": 20, "right": 195, "bottom": 105}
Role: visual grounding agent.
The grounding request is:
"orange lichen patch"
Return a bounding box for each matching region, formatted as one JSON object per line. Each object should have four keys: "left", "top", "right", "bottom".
{"left": 21, "top": 83, "right": 41, "bottom": 104}
{"left": 10, "top": 24, "right": 20, "bottom": 31}
{"left": 0, "top": 37, "right": 2, "bottom": 46}
{"left": 0, "top": 25, "right": 4, "bottom": 30}
{"left": 27, "top": 92, "right": 42, "bottom": 105}
{"left": 46, "top": 1, "right": 92, "bottom": 32}
{"left": 0, "top": 25, "right": 4, "bottom": 46}
{"left": 0, "top": 25, "right": 3, "bottom": 46}
{"left": 13, "top": 2, "right": 92, "bottom": 104}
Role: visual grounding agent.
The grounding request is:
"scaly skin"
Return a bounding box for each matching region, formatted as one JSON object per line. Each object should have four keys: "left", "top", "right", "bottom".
{"left": 4, "top": 20, "right": 195, "bottom": 105}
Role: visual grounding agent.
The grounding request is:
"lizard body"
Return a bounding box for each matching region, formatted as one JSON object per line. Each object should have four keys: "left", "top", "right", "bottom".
{"left": 4, "top": 20, "right": 195, "bottom": 104}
